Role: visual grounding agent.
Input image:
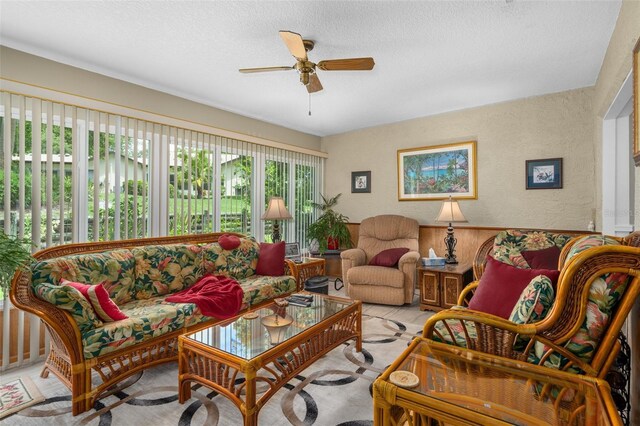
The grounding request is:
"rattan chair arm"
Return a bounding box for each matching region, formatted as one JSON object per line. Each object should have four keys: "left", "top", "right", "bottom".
{"left": 622, "top": 230, "right": 640, "bottom": 247}
{"left": 421, "top": 304, "right": 608, "bottom": 376}
{"left": 472, "top": 235, "right": 496, "bottom": 280}
{"left": 422, "top": 308, "right": 538, "bottom": 339}
{"left": 456, "top": 281, "right": 479, "bottom": 306}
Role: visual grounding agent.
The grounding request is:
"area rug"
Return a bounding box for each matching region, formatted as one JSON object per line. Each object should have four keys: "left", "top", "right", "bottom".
{"left": 0, "top": 377, "right": 45, "bottom": 419}
{"left": 2, "top": 314, "right": 423, "bottom": 425}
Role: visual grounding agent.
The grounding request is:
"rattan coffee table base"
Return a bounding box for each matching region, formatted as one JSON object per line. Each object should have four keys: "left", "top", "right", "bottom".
{"left": 178, "top": 297, "right": 362, "bottom": 426}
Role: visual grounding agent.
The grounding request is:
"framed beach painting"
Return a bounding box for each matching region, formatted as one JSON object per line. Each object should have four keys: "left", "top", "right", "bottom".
{"left": 397, "top": 140, "right": 477, "bottom": 201}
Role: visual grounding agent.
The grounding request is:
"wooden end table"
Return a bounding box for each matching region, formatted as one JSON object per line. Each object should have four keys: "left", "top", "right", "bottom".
{"left": 418, "top": 263, "right": 473, "bottom": 311}
{"left": 178, "top": 293, "right": 361, "bottom": 426}
{"left": 373, "top": 338, "right": 622, "bottom": 425}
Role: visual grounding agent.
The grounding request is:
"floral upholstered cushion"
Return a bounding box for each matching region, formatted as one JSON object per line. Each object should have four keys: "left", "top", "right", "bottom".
{"left": 533, "top": 235, "right": 629, "bottom": 370}
{"left": 508, "top": 275, "right": 555, "bottom": 324}
{"left": 237, "top": 274, "right": 297, "bottom": 307}
{"left": 201, "top": 237, "right": 260, "bottom": 280}
{"left": 80, "top": 296, "right": 211, "bottom": 359}
{"left": 492, "top": 230, "right": 573, "bottom": 269}
{"left": 34, "top": 282, "right": 103, "bottom": 333}
{"left": 431, "top": 319, "right": 478, "bottom": 347}
{"left": 562, "top": 235, "right": 620, "bottom": 265}
{"left": 132, "top": 244, "right": 204, "bottom": 299}
{"left": 31, "top": 249, "right": 136, "bottom": 305}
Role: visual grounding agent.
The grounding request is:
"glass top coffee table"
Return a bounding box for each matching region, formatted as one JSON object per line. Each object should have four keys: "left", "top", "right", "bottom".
{"left": 373, "top": 338, "right": 622, "bottom": 426}
{"left": 178, "top": 292, "right": 362, "bottom": 426}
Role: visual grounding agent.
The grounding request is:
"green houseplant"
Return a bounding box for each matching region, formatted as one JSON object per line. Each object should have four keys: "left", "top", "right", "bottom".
{"left": 307, "top": 193, "right": 352, "bottom": 254}
{"left": 0, "top": 231, "right": 33, "bottom": 298}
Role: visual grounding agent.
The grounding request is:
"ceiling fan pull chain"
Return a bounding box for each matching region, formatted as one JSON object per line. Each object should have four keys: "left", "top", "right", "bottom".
{"left": 308, "top": 93, "right": 312, "bottom": 116}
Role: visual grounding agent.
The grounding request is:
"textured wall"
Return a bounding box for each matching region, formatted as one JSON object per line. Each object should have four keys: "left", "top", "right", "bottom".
{"left": 321, "top": 88, "right": 595, "bottom": 230}
{"left": 0, "top": 46, "right": 322, "bottom": 151}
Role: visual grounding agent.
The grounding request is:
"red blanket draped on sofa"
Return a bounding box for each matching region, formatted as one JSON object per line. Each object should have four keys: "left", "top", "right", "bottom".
{"left": 166, "top": 274, "right": 244, "bottom": 319}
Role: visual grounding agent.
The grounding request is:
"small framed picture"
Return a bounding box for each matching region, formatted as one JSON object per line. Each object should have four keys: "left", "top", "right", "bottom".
{"left": 285, "top": 242, "right": 301, "bottom": 262}
{"left": 526, "top": 158, "right": 563, "bottom": 190}
{"left": 351, "top": 171, "right": 371, "bottom": 193}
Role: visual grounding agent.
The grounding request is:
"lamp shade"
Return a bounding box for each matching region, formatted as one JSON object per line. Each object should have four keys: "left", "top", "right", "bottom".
{"left": 435, "top": 196, "right": 467, "bottom": 223}
{"left": 261, "top": 197, "right": 293, "bottom": 220}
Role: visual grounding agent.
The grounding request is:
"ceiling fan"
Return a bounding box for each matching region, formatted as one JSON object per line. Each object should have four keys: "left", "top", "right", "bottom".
{"left": 239, "top": 30, "right": 375, "bottom": 93}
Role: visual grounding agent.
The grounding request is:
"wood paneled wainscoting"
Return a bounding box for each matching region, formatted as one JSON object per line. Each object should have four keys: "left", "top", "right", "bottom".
{"left": 345, "top": 223, "right": 587, "bottom": 269}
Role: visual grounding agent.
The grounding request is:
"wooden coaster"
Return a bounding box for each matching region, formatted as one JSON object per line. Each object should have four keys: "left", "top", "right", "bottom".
{"left": 242, "top": 312, "right": 259, "bottom": 320}
{"left": 389, "top": 371, "right": 419, "bottom": 388}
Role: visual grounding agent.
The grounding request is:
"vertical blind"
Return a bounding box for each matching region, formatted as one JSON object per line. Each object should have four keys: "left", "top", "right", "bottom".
{"left": 0, "top": 90, "right": 324, "bottom": 369}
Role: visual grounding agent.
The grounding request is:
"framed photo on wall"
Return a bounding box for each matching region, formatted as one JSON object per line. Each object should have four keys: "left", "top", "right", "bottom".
{"left": 526, "top": 158, "right": 563, "bottom": 190}
{"left": 351, "top": 171, "right": 371, "bottom": 193}
{"left": 397, "top": 140, "right": 477, "bottom": 201}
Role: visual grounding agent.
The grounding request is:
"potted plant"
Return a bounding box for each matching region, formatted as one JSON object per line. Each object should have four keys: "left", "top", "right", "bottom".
{"left": 307, "top": 193, "right": 352, "bottom": 254}
{"left": 0, "top": 231, "right": 33, "bottom": 299}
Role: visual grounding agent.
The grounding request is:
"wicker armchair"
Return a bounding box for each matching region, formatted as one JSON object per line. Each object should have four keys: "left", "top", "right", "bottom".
{"left": 422, "top": 231, "right": 640, "bottom": 379}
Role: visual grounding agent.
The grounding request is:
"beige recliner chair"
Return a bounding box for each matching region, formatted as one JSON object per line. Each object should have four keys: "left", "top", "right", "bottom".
{"left": 341, "top": 215, "right": 420, "bottom": 305}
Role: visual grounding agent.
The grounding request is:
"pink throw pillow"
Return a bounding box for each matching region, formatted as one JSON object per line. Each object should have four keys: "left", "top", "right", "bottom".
{"left": 219, "top": 234, "right": 241, "bottom": 250}
{"left": 522, "top": 245, "right": 561, "bottom": 270}
{"left": 62, "top": 279, "right": 128, "bottom": 322}
{"left": 369, "top": 248, "right": 410, "bottom": 267}
{"left": 256, "top": 242, "right": 285, "bottom": 276}
{"left": 467, "top": 256, "right": 560, "bottom": 319}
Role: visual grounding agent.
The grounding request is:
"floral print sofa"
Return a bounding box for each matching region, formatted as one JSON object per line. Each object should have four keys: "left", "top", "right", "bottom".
{"left": 11, "top": 233, "right": 298, "bottom": 415}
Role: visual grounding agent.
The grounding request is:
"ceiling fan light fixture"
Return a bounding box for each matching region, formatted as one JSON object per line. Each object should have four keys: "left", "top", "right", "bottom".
{"left": 300, "top": 72, "right": 310, "bottom": 86}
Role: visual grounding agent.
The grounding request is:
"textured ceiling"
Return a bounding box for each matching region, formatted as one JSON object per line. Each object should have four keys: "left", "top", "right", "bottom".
{"left": 0, "top": 1, "right": 621, "bottom": 137}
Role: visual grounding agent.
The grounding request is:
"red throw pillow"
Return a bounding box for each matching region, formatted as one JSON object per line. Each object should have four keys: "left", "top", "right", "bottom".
{"left": 256, "top": 242, "right": 285, "bottom": 276}
{"left": 219, "top": 233, "right": 241, "bottom": 250}
{"left": 369, "top": 248, "right": 410, "bottom": 267}
{"left": 62, "top": 279, "right": 128, "bottom": 322}
{"left": 522, "top": 245, "right": 561, "bottom": 270}
{"left": 467, "top": 256, "right": 560, "bottom": 319}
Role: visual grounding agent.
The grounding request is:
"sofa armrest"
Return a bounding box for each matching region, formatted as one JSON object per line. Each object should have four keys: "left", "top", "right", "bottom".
{"left": 340, "top": 248, "right": 366, "bottom": 285}
{"left": 398, "top": 251, "right": 420, "bottom": 303}
{"left": 341, "top": 248, "right": 366, "bottom": 266}
{"left": 398, "top": 250, "right": 420, "bottom": 269}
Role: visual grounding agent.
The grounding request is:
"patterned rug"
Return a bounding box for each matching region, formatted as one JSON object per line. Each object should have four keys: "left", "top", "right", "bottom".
{"left": 0, "top": 377, "right": 45, "bottom": 419}
{"left": 2, "top": 315, "right": 423, "bottom": 425}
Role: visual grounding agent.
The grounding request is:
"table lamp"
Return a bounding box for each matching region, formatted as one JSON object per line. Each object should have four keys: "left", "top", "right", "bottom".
{"left": 261, "top": 197, "right": 292, "bottom": 242}
{"left": 435, "top": 196, "right": 467, "bottom": 264}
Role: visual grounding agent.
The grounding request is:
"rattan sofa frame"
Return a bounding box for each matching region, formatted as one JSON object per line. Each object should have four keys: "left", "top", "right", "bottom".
{"left": 10, "top": 232, "right": 298, "bottom": 415}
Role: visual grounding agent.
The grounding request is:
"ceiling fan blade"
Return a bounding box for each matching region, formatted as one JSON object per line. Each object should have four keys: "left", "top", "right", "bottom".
{"left": 306, "top": 73, "right": 323, "bottom": 93}
{"left": 239, "top": 66, "right": 293, "bottom": 73}
{"left": 317, "top": 57, "right": 375, "bottom": 71}
{"left": 279, "top": 30, "right": 308, "bottom": 61}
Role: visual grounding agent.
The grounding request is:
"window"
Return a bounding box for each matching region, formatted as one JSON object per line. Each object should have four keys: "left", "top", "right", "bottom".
{"left": 0, "top": 90, "right": 324, "bottom": 254}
